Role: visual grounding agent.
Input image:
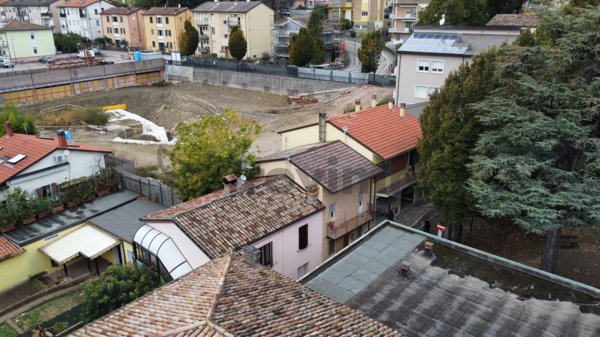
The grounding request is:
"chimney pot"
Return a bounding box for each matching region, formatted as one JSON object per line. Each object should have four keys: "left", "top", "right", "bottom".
{"left": 388, "top": 101, "right": 393, "bottom": 110}
{"left": 222, "top": 174, "right": 238, "bottom": 193}
{"left": 371, "top": 94, "right": 377, "bottom": 108}
{"left": 424, "top": 241, "right": 434, "bottom": 257}
{"left": 354, "top": 98, "right": 361, "bottom": 112}
{"left": 57, "top": 130, "right": 68, "bottom": 148}
{"left": 4, "top": 120, "right": 13, "bottom": 137}
{"left": 306, "top": 184, "right": 319, "bottom": 203}
{"left": 400, "top": 103, "right": 406, "bottom": 118}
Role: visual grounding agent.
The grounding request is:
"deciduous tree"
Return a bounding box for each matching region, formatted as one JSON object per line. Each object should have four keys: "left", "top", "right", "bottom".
{"left": 419, "top": 0, "right": 524, "bottom": 26}
{"left": 229, "top": 26, "right": 248, "bottom": 61}
{"left": 0, "top": 105, "right": 37, "bottom": 136}
{"left": 289, "top": 28, "right": 316, "bottom": 66}
{"left": 357, "top": 30, "right": 383, "bottom": 73}
{"left": 170, "top": 110, "right": 261, "bottom": 200}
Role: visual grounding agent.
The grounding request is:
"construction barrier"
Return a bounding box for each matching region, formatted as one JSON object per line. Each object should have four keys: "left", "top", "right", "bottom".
{"left": 101, "top": 104, "right": 127, "bottom": 111}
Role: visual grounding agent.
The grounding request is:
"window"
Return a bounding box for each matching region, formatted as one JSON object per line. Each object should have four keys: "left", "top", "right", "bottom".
{"left": 152, "top": 41, "right": 156, "bottom": 47}
{"left": 94, "top": 9, "right": 97, "bottom": 14}
{"left": 165, "top": 17, "right": 169, "bottom": 24}
{"left": 223, "top": 20, "right": 227, "bottom": 24}
{"left": 149, "top": 17, "right": 153, "bottom": 23}
{"left": 106, "top": 16, "right": 109, "bottom": 22}
{"left": 107, "top": 27, "right": 112, "bottom": 33}
{"left": 224, "top": 34, "right": 228, "bottom": 38}
{"left": 329, "top": 203, "right": 336, "bottom": 220}
{"left": 30, "top": 32, "right": 34, "bottom": 39}
{"left": 417, "top": 59, "right": 444, "bottom": 73}
{"left": 158, "top": 29, "right": 163, "bottom": 36}
{"left": 361, "top": 11, "right": 368, "bottom": 16}
{"left": 96, "top": 19, "right": 99, "bottom": 26}
{"left": 33, "top": 47, "right": 37, "bottom": 54}
{"left": 113, "top": 15, "right": 117, "bottom": 22}
{"left": 297, "top": 263, "right": 308, "bottom": 279}
{"left": 417, "top": 59, "right": 429, "bottom": 72}
{"left": 358, "top": 191, "right": 363, "bottom": 212}
{"left": 165, "top": 29, "right": 171, "bottom": 36}
{"left": 299, "top": 224, "right": 308, "bottom": 250}
{"left": 415, "top": 85, "right": 439, "bottom": 99}
{"left": 378, "top": 161, "right": 390, "bottom": 177}
{"left": 151, "top": 29, "right": 154, "bottom": 35}
{"left": 156, "top": 17, "right": 162, "bottom": 24}
{"left": 259, "top": 242, "right": 273, "bottom": 267}
{"left": 431, "top": 60, "right": 444, "bottom": 73}
{"left": 120, "top": 28, "right": 125, "bottom": 34}
{"left": 166, "top": 42, "right": 173, "bottom": 49}
{"left": 328, "top": 239, "right": 335, "bottom": 256}
{"left": 211, "top": 27, "right": 215, "bottom": 34}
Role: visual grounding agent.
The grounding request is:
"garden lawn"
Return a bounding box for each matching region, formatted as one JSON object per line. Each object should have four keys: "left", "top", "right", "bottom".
{"left": 12, "top": 290, "right": 84, "bottom": 332}
{"left": 0, "top": 323, "right": 18, "bottom": 337}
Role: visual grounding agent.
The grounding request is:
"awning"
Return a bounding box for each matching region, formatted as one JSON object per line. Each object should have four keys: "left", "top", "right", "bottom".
{"left": 133, "top": 225, "right": 193, "bottom": 279}
{"left": 39, "top": 224, "right": 119, "bottom": 265}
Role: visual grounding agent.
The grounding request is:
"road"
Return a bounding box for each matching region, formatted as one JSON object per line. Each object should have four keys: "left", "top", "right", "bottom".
{"left": 0, "top": 50, "right": 132, "bottom": 74}
{"left": 343, "top": 38, "right": 395, "bottom": 75}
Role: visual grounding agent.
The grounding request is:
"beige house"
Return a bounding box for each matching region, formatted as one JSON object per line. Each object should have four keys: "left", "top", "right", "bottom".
{"left": 100, "top": 7, "right": 146, "bottom": 48}
{"left": 141, "top": 7, "right": 192, "bottom": 53}
{"left": 389, "top": 0, "right": 429, "bottom": 44}
{"left": 0, "top": 0, "right": 58, "bottom": 29}
{"left": 0, "top": 20, "right": 55, "bottom": 60}
{"left": 394, "top": 26, "right": 521, "bottom": 105}
{"left": 329, "top": 0, "right": 385, "bottom": 33}
{"left": 192, "top": 0, "right": 273, "bottom": 58}
{"left": 258, "top": 141, "right": 382, "bottom": 259}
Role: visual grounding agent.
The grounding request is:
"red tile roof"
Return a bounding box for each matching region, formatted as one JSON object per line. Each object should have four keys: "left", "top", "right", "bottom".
{"left": 328, "top": 105, "right": 422, "bottom": 160}
{"left": 54, "top": 0, "right": 99, "bottom": 8}
{"left": 0, "top": 236, "right": 23, "bottom": 262}
{"left": 0, "top": 133, "right": 110, "bottom": 185}
{"left": 142, "top": 7, "right": 188, "bottom": 16}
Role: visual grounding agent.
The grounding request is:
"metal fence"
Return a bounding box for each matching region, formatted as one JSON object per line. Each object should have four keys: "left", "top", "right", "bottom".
{"left": 169, "top": 59, "right": 397, "bottom": 88}
{"left": 105, "top": 155, "right": 181, "bottom": 207}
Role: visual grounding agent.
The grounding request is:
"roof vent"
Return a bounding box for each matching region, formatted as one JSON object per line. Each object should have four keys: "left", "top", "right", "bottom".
{"left": 399, "top": 260, "right": 412, "bottom": 277}
{"left": 222, "top": 174, "right": 238, "bottom": 193}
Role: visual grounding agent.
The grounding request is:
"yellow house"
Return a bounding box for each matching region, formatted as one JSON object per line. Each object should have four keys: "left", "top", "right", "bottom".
{"left": 329, "top": 0, "right": 385, "bottom": 32}
{"left": 0, "top": 20, "right": 55, "bottom": 60}
{"left": 192, "top": 1, "right": 273, "bottom": 58}
{"left": 100, "top": 7, "right": 147, "bottom": 49}
{"left": 279, "top": 103, "right": 422, "bottom": 217}
{"left": 258, "top": 140, "right": 382, "bottom": 259}
{"left": 0, "top": 191, "right": 164, "bottom": 293}
{"left": 142, "top": 7, "right": 192, "bottom": 53}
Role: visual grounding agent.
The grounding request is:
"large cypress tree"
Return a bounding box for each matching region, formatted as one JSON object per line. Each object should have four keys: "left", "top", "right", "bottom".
{"left": 178, "top": 20, "right": 199, "bottom": 56}
{"left": 307, "top": 9, "right": 326, "bottom": 64}
{"left": 357, "top": 30, "right": 383, "bottom": 73}
{"left": 418, "top": 49, "right": 499, "bottom": 240}
{"left": 289, "top": 28, "right": 316, "bottom": 67}
{"left": 229, "top": 26, "right": 247, "bottom": 61}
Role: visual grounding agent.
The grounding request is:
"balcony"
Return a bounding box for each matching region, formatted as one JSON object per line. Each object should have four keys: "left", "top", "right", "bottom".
{"left": 376, "top": 167, "right": 417, "bottom": 198}
{"left": 228, "top": 19, "right": 240, "bottom": 27}
{"left": 389, "top": 13, "right": 417, "bottom": 20}
{"left": 392, "top": 0, "right": 419, "bottom": 5}
{"left": 330, "top": 1, "right": 352, "bottom": 8}
{"left": 41, "top": 12, "right": 52, "bottom": 17}
{"left": 199, "top": 34, "right": 209, "bottom": 41}
{"left": 389, "top": 27, "right": 411, "bottom": 34}
{"left": 197, "top": 46, "right": 210, "bottom": 53}
{"left": 59, "top": 12, "right": 66, "bottom": 17}
{"left": 327, "top": 204, "right": 375, "bottom": 239}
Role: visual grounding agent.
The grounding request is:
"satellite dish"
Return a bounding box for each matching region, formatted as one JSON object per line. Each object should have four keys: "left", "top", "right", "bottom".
{"left": 63, "top": 150, "right": 70, "bottom": 156}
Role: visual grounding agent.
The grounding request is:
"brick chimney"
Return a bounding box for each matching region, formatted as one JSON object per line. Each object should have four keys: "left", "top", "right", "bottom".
{"left": 305, "top": 184, "right": 319, "bottom": 203}
{"left": 399, "top": 103, "right": 406, "bottom": 118}
{"left": 371, "top": 94, "right": 377, "bottom": 108}
{"left": 354, "top": 98, "right": 361, "bottom": 112}
{"left": 57, "top": 130, "right": 68, "bottom": 148}
{"left": 222, "top": 174, "right": 238, "bottom": 193}
{"left": 318, "top": 111, "right": 327, "bottom": 143}
{"left": 4, "top": 120, "right": 13, "bottom": 137}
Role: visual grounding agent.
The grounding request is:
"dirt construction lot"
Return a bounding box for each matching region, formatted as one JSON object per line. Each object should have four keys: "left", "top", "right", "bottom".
{"left": 22, "top": 82, "right": 393, "bottom": 167}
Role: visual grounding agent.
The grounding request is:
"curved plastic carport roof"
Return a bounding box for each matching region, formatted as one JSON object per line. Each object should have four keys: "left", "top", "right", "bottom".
{"left": 133, "top": 225, "right": 193, "bottom": 279}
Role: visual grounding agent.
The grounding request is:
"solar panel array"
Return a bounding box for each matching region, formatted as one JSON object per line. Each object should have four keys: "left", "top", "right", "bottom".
{"left": 399, "top": 32, "right": 468, "bottom": 55}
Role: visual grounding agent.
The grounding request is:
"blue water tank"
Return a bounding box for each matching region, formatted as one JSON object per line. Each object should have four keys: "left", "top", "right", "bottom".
{"left": 134, "top": 51, "right": 142, "bottom": 62}
{"left": 64, "top": 131, "right": 73, "bottom": 141}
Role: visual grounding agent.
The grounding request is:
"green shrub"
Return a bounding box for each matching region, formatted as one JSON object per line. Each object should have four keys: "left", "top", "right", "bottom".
{"left": 76, "top": 108, "right": 109, "bottom": 126}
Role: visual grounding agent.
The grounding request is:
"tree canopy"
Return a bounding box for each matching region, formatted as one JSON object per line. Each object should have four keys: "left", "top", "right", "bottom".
{"left": 53, "top": 33, "right": 87, "bottom": 53}
{"left": 170, "top": 110, "right": 261, "bottom": 200}
{"left": 178, "top": 20, "right": 199, "bottom": 56}
{"left": 419, "top": 0, "right": 525, "bottom": 26}
{"left": 418, "top": 49, "right": 499, "bottom": 233}
{"left": 307, "top": 7, "right": 326, "bottom": 64}
{"left": 82, "top": 265, "right": 160, "bottom": 321}
{"left": 0, "top": 105, "right": 37, "bottom": 136}
{"left": 357, "top": 30, "right": 383, "bottom": 73}
{"left": 289, "top": 28, "right": 316, "bottom": 67}
{"left": 229, "top": 26, "right": 248, "bottom": 61}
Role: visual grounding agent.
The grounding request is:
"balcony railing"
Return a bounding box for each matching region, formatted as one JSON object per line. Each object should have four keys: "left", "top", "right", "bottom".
{"left": 228, "top": 20, "right": 240, "bottom": 27}
{"left": 376, "top": 167, "right": 417, "bottom": 198}
{"left": 327, "top": 204, "right": 375, "bottom": 239}
{"left": 197, "top": 46, "right": 210, "bottom": 53}
{"left": 199, "top": 34, "right": 209, "bottom": 41}
{"left": 392, "top": 0, "right": 419, "bottom": 5}
{"left": 389, "top": 27, "right": 411, "bottom": 34}
{"left": 389, "top": 13, "right": 416, "bottom": 20}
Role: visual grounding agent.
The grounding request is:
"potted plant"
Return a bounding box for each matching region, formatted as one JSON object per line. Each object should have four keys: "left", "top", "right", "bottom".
{"left": 0, "top": 206, "right": 15, "bottom": 233}
{"left": 5, "top": 188, "right": 35, "bottom": 225}
{"left": 35, "top": 197, "right": 53, "bottom": 219}
{"left": 63, "top": 186, "right": 79, "bottom": 209}
{"left": 82, "top": 178, "right": 97, "bottom": 202}
{"left": 52, "top": 195, "right": 65, "bottom": 214}
{"left": 21, "top": 201, "right": 36, "bottom": 225}
{"left": 96, "top": 171, "right": 111, "bottom": 197}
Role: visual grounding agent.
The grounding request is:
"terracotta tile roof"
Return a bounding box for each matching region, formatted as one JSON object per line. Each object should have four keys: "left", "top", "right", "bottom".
{"left": 69, "top": 256, "right": 230, "bottom": 337}
{"left": 0, "top": 19, "right": 52, "bottom": 31}
{"left": 328, "top": 105, "right": 422, "bottom": 160}
{"left": 487, "top": 14, "right": 538, "bottom": 27}
{"left": 260, "top": 141, "right": 382, "bottom": 193}
{"left": 100, "top": 7, "right": 142, "bottom": 15}
{"left": 148, "top": 176, "right": 324, "bottom": 258}
{"left": 71, "top": 254, "right": 403, "bottom": 337}
{"left": 54, "top": 0, "right": 99, "bottom": 8}
{"left": 0, "top": 236, "right": 23, "bottom": 262}
{"left": 0, "top": 133, "right": 110, "bottom": 185}
{"left": 276, "top": 119, "right": 318, "bottom": 134}
{"left": 142, "top": 7, "right": 188, "bottom": 16}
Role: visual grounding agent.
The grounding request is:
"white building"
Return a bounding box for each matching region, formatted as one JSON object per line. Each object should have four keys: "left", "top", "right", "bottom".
{"left": 133, "top": 175, "right": 325, "bottom": 281}
{"left": 394, "top": 26, "right": 521, "bottom": 105}
{"left": 53, "top": 0, "right": 114, "bottom": 40}
{"left": 0, "top": 121, "right": 110, "bottom": 200}
{"left": 0, "top": 0, "right": 59, "bottom": 29}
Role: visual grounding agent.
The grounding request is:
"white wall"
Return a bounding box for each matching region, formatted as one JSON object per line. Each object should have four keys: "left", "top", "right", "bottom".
{"left": 146, "top": 221, "right": 211, "bottom": 269}
{"left": 5, "top": 150, "right": 106, "bottom": 197}
{"left": 252, "top": 212, "right": 323, "bottom": 280}
{"left": 59, "top": 1, "right": 113, "bottom": 39}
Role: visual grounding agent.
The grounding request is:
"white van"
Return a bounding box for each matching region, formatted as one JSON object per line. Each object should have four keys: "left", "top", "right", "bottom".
{"left": 1, "top": 58, "right": 14, "bottom": 68}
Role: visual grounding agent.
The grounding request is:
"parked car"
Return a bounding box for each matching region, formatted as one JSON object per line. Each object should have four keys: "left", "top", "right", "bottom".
{"left": 39, "top": 56, "right": 55, "bottom": 63}
{"left": 1, "top": 59, "right": 14, "bottom": 68}
{"left": 92, "top": 48, "right": 102, "bottom": 55}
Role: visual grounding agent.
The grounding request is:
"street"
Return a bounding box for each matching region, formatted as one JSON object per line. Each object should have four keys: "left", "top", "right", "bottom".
{"left": 343, "top": 38, "right": 395, "bottom": 75}
{"left": 0, "top": 50, "right": 132, "bottom": 74}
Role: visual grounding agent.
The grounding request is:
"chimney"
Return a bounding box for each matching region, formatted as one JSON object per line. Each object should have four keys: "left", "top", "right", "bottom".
{"left": 57, "top": 130, "right": 68, "bottom": 148}
{"left": 371, "top": 94, "right": 377, "bottom": 108}
{"left": 400, "top": 260, "right": 411, "bottom": 277}
{"left": 4, "top": 120, "right": 13, "bottom": 137}
{"left": 399, "top": 103, "right": 406, "bottom": 118}
{"left": 222, "top": 174, "right": 238, "bottom": 193}
{"left": 388, "top": 101, "right": 393, "bottom": 111}
{"left": 354, "top": 98, "right": 361, "bottom": 112}
{"left": 318, "top": 111, "right": 327, "bottom": 143}
{"left": 306, "top": 184, "right": 319, "bottom": 203}
{"left": 424, "top": 241, "right": 434, "bottom": 257}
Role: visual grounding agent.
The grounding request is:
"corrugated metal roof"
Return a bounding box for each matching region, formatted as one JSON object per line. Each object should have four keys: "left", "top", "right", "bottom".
{"left": 192, "top": 1, "right": 264, "bottom": 13}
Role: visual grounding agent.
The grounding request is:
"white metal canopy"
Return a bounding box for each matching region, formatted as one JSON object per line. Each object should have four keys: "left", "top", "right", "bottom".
{"left": 39, "top": 224, "right": 119, "bottom": 265}
{"left": 133, "top": 225, "right": 193, "bottom": 279}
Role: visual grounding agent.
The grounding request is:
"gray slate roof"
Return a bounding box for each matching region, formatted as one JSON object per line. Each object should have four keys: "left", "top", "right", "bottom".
{"left": 1, "top": 0, "right": 57, "bottom": 6}
{"left": 192, "top": 1, "right": 264, "bottom": 13}
{"left": 89, "top": 198, "right": 165, "bottom": 243}
{"left": 303, "top": 222, "right": 600, "bottom": 337}
{"left": 259, "top": 141, "right": 382, "bottom": 194}
{"left": 172, "top": 175, "right": 324, "bottom": 258}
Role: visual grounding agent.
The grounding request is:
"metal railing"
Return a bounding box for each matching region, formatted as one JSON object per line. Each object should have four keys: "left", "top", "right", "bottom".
{"left": 327, "top": 204, "right": 375, "bottom": 239}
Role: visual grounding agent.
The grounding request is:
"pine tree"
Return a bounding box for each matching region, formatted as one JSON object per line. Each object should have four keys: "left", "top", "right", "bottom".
{"left": 229, "top": 26, "right": 248, "bottom": 61}
{"left": 357, "top": 30, "right": 383, "bottom": 73}
{"left": 289, "top": 28, "right": 316, "bottom": 67}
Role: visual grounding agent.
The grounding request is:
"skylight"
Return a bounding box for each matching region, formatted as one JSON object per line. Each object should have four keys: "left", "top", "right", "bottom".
{"left": 7, "top": 154, "right": 26, "bottom": 164}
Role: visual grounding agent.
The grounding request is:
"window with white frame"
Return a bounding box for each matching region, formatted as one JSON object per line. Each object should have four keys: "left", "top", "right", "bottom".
{"left": 361, "top": 11, "right": 368, "bottom": 16}
{"left": 417, "top": 59, "right": 444, "bottom": 73}
{"left": 415, "top": 85, "right": 439, "bottom": 99}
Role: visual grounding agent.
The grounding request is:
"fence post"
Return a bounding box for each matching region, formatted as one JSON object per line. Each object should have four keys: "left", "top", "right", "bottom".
{"left": 159, "top": 183, "right": 163, "bottom": 205}
{"left": 148, "top": 179, "right": 151, "bottom": 199}
{"left": 138, "top": 178, "right": 142, "bottom": 194}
